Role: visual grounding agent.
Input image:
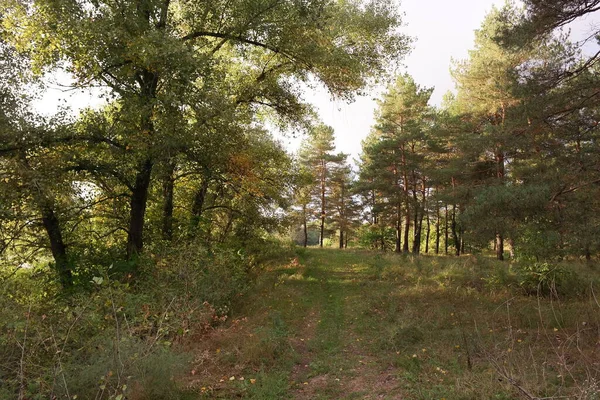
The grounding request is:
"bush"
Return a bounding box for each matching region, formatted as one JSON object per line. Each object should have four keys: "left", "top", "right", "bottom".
{"left": 357, "top": 225, "right": 396, "bottom": 251}
{"left": 0, "top": 236, "right": 290, "bottom": 399}
{"left": 515, "top": 262, "right": 583, "bottom": 297}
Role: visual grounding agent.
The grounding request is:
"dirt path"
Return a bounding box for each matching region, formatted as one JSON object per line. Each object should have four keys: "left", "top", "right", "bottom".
{"left": 181, "top": 248, "right": 600, "bottom": 399}
{"left": 182, "top": 249, "right": 407, "bottom": 399}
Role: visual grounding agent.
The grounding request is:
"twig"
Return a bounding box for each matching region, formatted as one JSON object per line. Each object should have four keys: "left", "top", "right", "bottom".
{"left": 145, "top": 296, "right": 177, "bottom": 356}
{"left": 17, "top": 303, "right": 32, "bottom": 400}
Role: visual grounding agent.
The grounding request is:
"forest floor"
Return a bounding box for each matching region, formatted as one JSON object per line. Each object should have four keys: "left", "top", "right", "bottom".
{"left": 179, "top": 248, "right": 600, "bottom": 399}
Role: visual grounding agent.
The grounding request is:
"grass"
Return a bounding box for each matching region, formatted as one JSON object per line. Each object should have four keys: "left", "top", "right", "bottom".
{"left": 181, "top": 248, "right": 600, "bottom": 399}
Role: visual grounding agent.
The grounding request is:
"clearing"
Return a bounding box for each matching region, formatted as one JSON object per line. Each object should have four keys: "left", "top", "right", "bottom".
{"left": 182, "top": 248, "right": 600, "bottom": 399}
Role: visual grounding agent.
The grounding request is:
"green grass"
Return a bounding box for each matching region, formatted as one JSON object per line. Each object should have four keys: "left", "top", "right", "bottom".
{"left": 183, "top": 249, "right": 600, "bottom": 399}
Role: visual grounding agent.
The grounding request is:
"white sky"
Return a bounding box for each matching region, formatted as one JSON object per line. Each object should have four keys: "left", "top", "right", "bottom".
{"left": 288, "top": 0, "right": 509, "bottom": 161}
{"left": 34, "top": 0, "right": 600, "bottom": 163}
{"left": 289, "top": 0, "right": 600, "bottom": 161}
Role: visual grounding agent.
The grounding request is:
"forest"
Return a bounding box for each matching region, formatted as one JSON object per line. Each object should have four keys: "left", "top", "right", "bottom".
{"left": 1, "top": 0, "right": 599, "bottom": 399}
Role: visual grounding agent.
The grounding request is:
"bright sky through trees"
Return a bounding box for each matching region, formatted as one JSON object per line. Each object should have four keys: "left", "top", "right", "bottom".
{"left": 289, "top": 0, "right": 510, "bottom": 159}
{"left": 33, "top": 0, "right": 599, "bottom": 161}
{"left": 297, "top": 0, "right": 600, "bottom": 160}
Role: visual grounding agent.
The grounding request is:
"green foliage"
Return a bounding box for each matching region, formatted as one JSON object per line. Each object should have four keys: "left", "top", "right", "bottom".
{"left": 352, "top": 3, "right": 600, "bottom": 262}
{"left": 295, "top": 123, "right": 351, "bottom": 247}
{"left": 0, "top": 274, "right": 192, "bottom": 399}
{"left": 514, "top": 262, "right": 584, "bottom": 297}
{"left": 0, "top": 237, "right": 295, "bottom": 398}
{"left": 357, "top": 74, "right": 433, "bottom": 253}
{"left": 513, "top": 223, "right": 563, "bottom": 262}
{"left": 0, "top": 0, "right": 410, "bottom": 287}
{"left": 357, "top": 224, "right": 396, "bottom": 251}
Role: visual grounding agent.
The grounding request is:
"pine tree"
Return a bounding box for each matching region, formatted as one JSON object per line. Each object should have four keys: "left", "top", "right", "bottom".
{"left": 299, "top": 125, "right": 345, "bottom": 247}
{"left": 358, "top": 75, "right": 433, "bottom": 253}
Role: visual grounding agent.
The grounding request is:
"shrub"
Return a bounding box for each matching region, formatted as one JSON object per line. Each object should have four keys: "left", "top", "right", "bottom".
{"left": 514, "top": 262, "right": 583, "bottom": 297}
{"left": 357, "top": 225, "right": 396, "bottom": 251}
{"left": 0, "top": 236, "right": 290, "bottom": 399}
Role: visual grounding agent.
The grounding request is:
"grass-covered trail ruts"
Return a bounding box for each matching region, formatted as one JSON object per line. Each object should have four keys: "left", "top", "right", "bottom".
{"left": 182, "top": 248, "right": 600, "bottom": 399}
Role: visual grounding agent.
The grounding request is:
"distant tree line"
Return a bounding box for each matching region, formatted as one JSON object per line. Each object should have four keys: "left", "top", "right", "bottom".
{"left": 294, "top": 3, "right": 600, "bottom": 262}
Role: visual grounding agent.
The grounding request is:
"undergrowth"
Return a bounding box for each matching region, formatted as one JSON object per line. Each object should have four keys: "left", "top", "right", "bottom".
{"left": 0, "top": 238, "right": 294, "bottom": 399}
{"left": 183, "top": 248, "right": 600, "bottom": 399}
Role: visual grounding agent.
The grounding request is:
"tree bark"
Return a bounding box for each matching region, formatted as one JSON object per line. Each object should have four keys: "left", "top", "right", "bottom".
{"left": 371, "top": 190, "right": 378, "bottom": 225}
{"left": 451, "top": 204, "right": 460, "bottom": 256}
{"left": 425, "top": 211, "right": 430, "bottom": 254}
{"left": 127, "top": 159, "right": 153, "bottom": 260}
{"left": 444, "top": 204, "right": 449, "bottom": 255}
{"left": 395, "top": 200, "right": 402, "bottom": 253}
{"left": 40, "top": 203, "right": 72, "bottom": 288}
{"left": 401, "top": 146, "right": 410, "bottom": 253}
{"left": 435, "top": 205, "right": 440, "bottom": 254}
{"left": 302, "top": 204, "right": 308, "bottom": 247}
{"left": 22, "top": 155, "right": 72, "bottom": 288}
{"left": 161, "top": 161, "right": 176, "bottom": 241}
{"left": 507, "top": 238, "right": 515, "bottom": 259}
{"left": 496, "top": 234, "right": 504, "bottom": 261}
{"left": 412, "top": 190, "right": 422, "bottom": 254}
{"left": 319, "top": 159, "right": 326, "bottom": 248}
{"left": 403, "top": 202, "right": 411, "bottom": 253}
{"left": 190, "top": 177, "right": 210, "bottom": 230}
{"left": 339, "top": 180, "right": 345, "bottom": 249}
{"left": 496, "top": 143, "right": 505, "bottom": 261}
{"left": 126, "top": 68, "right": 158, "bottom": 261}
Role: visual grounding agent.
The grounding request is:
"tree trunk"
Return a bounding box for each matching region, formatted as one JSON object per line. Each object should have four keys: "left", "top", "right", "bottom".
{"left": 339, "top": 181, "right": 345, "bottom": 249}
{"left": 127, "top": 159, "right": 153, "bottom": 260}
{"left": 371, "top": 190, "right": 378, "bottom": 225}
{"left": 435, "top": 206, "right": 440, "bottom": 254}
{"left": 161, "top": 161, "right": 176, "bottom": 241}
{"left": 320, "top": 159, "right": 326, "bottom": 248}
{"left": 444, "top": 204, "right": 449, "bottom": 255}
{"left": 126, "top": 68, "right": 158, "bottom": 261}
{"left": 507, "top": 238, "right": 515, "bottom": 259}
{"left": 395, "top": 200, "right": 402, "bottom": 253}
{"left": 190, "top": 177, "right": 210, "bottom": 230}
{"left": 412, "top": 191, "right": 422, "bottom": 254}
{"left": 302, "top": 204, "right": 308, "bottom": 248}
{"left": 219, "top": 212, "right": 235, "bottom": 243}
{"left": 40, "top": 204, "right": 72, "bottom": 288}
{"left": 320, "top": 212, "right": 325, "bottom": 247}
{"left": 401, "top": 147, "right": 410, "bottom": 253}
{"left": 451, "top": 205, "right": 460, "bottom": 256}
{"left": 403, "top": 196, "right": 410, "bottom": 253}
{"left": 22, "top": 155, "right": 72, "bottom": 288}
{"left": 425, "top": 211, "right": 430, "bottom": 254}
{"left": 495, "top": 143, "right": 505, "bottom": 261}
{"left": 496, "top": 233, "right": 504, "bottom": 261}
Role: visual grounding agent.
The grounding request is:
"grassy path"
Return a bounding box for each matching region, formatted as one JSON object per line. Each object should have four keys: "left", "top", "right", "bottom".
{"left": 183, "top": 248, "right": 600, "bottom": 399}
